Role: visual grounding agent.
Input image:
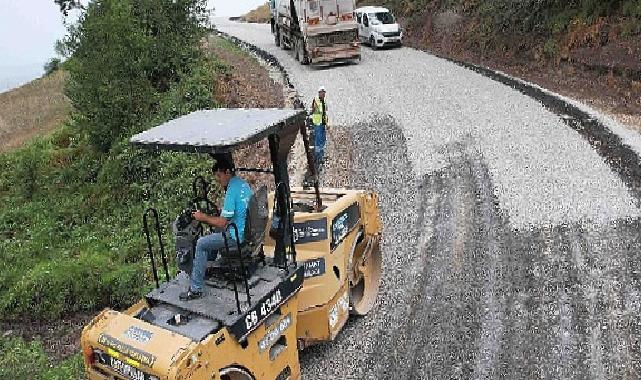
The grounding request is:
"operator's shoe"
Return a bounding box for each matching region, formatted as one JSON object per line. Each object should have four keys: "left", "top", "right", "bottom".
{"left": 179, "top": 289, "right": 202, "bottom": 301}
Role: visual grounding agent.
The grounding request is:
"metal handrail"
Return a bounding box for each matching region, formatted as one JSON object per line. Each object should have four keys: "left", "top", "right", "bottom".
{"left": 235, "top": 167, "right": 274, "bottom": 174}
{"left": 223, "top": 223, "right": 251, "bottom": 313}
{"left": 143, "top": 208, "right": 169, "bottom": 288}
{"left": 192, "top": 176, "right": 209, "bottom": 200}
{"left": 273, "top": 182, "right": 297, "bottom": 267}
{"left": 299, "top": 117, "right": 323, "bottom": 211}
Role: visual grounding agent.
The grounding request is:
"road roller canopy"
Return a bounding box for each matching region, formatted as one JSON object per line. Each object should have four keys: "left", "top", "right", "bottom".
{"left": 129, "top": 108, "right": 306, "bottom": 154}
{"left": 130, "top": 107, "right": 323, "bottom": 267}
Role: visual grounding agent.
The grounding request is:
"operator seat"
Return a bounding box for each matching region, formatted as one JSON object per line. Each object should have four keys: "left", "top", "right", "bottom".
{"left": 209, "top": 186, "right": 269, "bottom": 277}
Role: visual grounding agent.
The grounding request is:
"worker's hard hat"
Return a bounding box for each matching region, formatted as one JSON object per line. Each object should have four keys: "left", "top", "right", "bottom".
{"left": 318, "top": 86, "right": 326, "bottom": 93}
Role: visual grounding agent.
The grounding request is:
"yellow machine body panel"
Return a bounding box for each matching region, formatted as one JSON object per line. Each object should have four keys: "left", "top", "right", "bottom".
{"left": 264, "top": 188, "right": 383, "bottom": 345}
{"left": 81, "top": 295, "right": 302, "bottom": 380}
{"left": 296, "top": 281, "right": 350, "bottom": 345}
{"left": 81, "top": 305, "right": 194, "bottom": 380}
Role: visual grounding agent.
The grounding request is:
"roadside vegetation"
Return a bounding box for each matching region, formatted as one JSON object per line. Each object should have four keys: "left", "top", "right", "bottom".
{"left": 0, "top": 337, "right": 83, "bottom": 380}
{"left": 0, "top": 0, "right": 231, "bottom": 377}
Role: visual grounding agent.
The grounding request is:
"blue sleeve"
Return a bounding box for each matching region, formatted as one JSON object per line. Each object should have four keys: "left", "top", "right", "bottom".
{"left": 221, "top": 185, "right": 236, "bottom": 219}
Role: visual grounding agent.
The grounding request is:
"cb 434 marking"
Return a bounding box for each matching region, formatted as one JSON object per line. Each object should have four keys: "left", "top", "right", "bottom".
{"left": 245, "top": 290, "right": 283, "bottom": 331}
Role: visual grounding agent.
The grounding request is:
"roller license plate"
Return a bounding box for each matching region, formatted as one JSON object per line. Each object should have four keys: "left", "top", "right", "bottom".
{"left": 97, "top": 353, "right": 154, "bottom": 380}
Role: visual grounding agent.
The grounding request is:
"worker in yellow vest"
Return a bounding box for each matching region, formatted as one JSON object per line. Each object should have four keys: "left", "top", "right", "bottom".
{"left": 311, "top": 86, "right": 328, "bottom": 171}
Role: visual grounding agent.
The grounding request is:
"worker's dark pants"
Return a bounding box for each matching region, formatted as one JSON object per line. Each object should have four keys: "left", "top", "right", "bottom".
{"left": 314, "top": 124, "right": 326, "bottom": 169}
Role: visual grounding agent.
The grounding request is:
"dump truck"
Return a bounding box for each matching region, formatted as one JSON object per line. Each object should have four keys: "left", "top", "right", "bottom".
{"left": 80, "top": 108, "right": 382, "bottom": 380}
{"left": 269, "top": 0, "right": 361, "bottom": 65}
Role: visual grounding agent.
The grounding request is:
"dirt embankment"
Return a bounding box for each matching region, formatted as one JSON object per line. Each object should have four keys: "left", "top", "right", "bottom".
{"left": 0, "top": 70, "right": 71, "bottom": 152}
{"left": 358, "top": 1, "right": 641, "bottom": 132}
{"left": 204, "top": 35, "right": 285, "bottom": 189}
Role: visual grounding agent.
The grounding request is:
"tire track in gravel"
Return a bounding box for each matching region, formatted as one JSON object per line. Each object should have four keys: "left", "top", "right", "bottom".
{"left": 367, "top": 137, "right": 641, "bottom": 379}
{"left": 298, "top": 115, "right": 430, "bottom": 379}
{"left": 342, "top": 127, "right": 641, "bottom": 379}
{"left": 371, "top": 142, "right": 511, "bottom": 380}
{"left": 305, "top": 101, "right": 641, "bottom": 380}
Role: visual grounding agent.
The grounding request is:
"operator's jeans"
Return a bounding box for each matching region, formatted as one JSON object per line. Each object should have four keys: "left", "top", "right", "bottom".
{"left": 314, "top": 124, "right": 326, "bottom": 169}
{"left": 190, "top": 232, "right": 229, "bottom": 292}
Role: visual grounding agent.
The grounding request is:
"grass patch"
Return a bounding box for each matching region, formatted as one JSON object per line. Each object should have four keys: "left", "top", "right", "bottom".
{"left": 0, "top": 125, "right": 216, "bottom": 320}
{"left": 0, "top": 336, "right": 83, "bottom": 379}
{"left": 207, "top": 34, "right": 247, "bottom": 56}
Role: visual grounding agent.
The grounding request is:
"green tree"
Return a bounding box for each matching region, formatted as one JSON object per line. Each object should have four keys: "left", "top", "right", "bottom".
{"left": 62, "top": 0, "right": 209, "bottom": 152}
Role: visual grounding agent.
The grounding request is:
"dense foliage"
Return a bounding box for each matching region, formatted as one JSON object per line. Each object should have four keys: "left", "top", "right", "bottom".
{"left": 64, "top": 0, "right": 210, "bottom": 152}
{"left": 468, "top": 0, "right": 641, "bottom": 48}
{"left": 0, "top": 0, "right": 224, "bottom": 321}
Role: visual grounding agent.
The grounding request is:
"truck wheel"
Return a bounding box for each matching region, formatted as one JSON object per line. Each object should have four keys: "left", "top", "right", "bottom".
{"left": 348, "top": 231, "right": 382, "bottom": 316}
{"left": 293, "top": 38, "right": 300, "bottom": 60}
{"left": 298, "top": 39, "right": 309, "bottom": 65}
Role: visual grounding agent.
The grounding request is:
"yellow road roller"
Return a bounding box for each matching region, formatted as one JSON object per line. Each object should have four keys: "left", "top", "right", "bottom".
{"left": 80, "top": 108, "right": 382, "bottom": 380}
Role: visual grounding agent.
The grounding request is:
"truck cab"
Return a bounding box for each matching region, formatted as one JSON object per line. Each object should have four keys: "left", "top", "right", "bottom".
{"left": 354, "top": 6, "right": 402, "bottom": 49}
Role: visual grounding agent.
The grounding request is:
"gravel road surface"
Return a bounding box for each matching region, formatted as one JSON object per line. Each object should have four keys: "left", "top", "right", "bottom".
{"left": 216, "top": 19, "right": 641, "bottom": 379}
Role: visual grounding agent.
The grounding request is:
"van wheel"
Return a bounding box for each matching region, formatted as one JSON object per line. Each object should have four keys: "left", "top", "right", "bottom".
{"left": 370, "top": 36, "right": 377, "bottom": 50}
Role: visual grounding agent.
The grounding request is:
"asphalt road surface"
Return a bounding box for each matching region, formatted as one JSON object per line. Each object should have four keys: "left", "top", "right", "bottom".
{"left": 216, "top": 19, "right": 641, "bottom": 379}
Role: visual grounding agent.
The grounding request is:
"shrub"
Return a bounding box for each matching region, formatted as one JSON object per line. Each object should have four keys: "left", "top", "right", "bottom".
{"left": 44, "top": 58, "right": 62, "bottom": 75}
{"left": 11, "top": 139, "right": 49, "bottom": 200}
{"left": 0, "top": 0, "right": 221, "bottom": 322}
{"left": 543, "top": 38, "right": 559, "bottom": 58}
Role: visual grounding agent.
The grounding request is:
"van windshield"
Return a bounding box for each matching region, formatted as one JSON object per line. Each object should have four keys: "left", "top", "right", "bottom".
{"left": 368, "top": 12, "right": 395, "bottom": 25}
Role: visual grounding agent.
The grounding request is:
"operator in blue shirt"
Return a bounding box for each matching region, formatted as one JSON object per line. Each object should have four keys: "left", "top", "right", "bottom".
{"left": 180, "top": 158, "right": 253, "bottom": 301}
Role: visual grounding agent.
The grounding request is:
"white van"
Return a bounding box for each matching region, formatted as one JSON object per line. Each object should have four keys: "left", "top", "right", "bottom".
{"left": 353, "top": 6, "right": 402, "bottom": 49}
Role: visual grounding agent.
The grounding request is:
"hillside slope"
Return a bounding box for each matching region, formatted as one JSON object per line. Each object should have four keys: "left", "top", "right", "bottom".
{"left": 240, "top": 3, "right": 270, "bottom": 23}
{"left": 0, "top": 70, "right": 70, "bottom": 152}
